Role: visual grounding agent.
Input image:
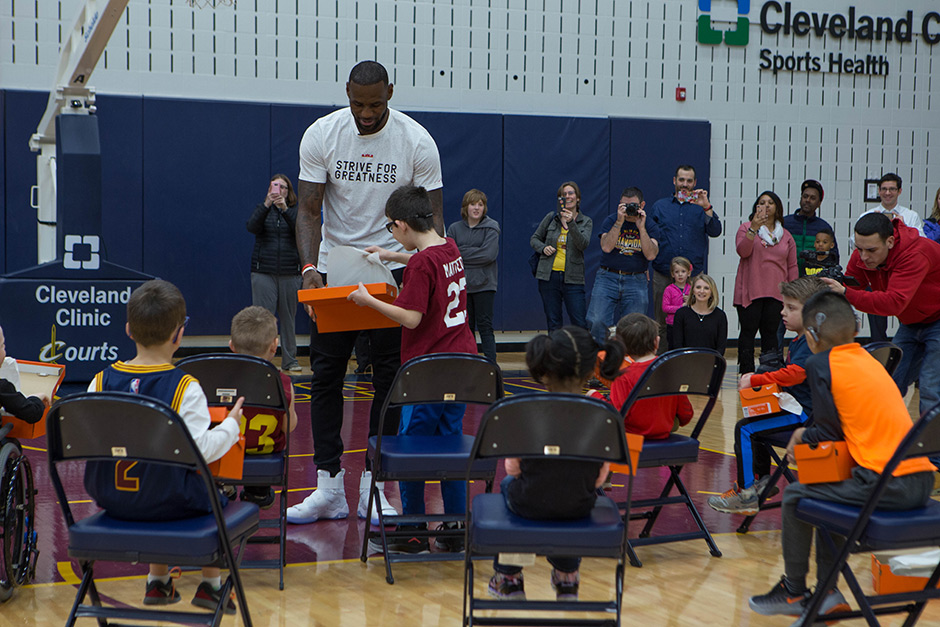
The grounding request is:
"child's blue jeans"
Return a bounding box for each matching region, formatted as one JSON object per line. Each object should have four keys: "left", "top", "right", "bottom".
{"left": 397, "top": 403, "right": 467, "bottom": 516}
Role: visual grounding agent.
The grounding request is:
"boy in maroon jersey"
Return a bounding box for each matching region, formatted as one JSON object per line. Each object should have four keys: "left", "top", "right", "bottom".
{"left": 229, "top": 306, "right": 298, "bottom": 509}
{"left": 349, "top": 185, "right": 478, "bottom": 553}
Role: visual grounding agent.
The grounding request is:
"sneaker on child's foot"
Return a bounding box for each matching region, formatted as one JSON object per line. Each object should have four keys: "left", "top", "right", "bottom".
{"left": 286, "top": 469, "right": 349, "bottom": 524}
{"left": 386, "top": 525, "right": 430, "bottom": 554}
{"left": 752, "top": 474, "right": 781, "bottom": 500}
{"left": 488, "top": 572, "right": 525, "bottom": 600}
{"left": 708, "top": 481, "right": 760, "bottom": 515}
{"left": 550, "top": 569, "right": 580, "bottom": 601}
{"left": 749, "top": 576, "right": 810, "bottom": 616}
{"left": 433, "top": 521, "right": 465, "bottom": 552}
{"left": 191, "top": 581, "right": 236, "bottom": 615}
{"left": 787, "top": 588, "right": 850, "bottom": 627}
{"left": 241, "top": 487, "right": 276, "bottom": 510}
{"left": 143, "top": 577, "right": 180, "bottom": 606}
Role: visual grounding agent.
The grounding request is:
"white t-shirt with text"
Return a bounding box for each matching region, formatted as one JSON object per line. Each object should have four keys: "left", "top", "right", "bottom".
{"left": 299, "top": 107, "right": 443, "bottom": 272}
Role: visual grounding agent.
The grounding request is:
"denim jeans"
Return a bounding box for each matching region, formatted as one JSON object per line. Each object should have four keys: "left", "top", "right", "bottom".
{"left": 397, "top": 404, "right": 467, "bottom": 515}
{"left": 891, "top": 318, "right": 940, "bottom": 414}
{"left": 586, "top": 268, "right": 649, "bottom": 345}
{"left": 537, "top": 271, "right": 587, "bottom": 332}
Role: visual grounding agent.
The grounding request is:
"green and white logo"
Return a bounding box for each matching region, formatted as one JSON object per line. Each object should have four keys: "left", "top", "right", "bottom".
{"left": 698, "top": 0, "right": 750, "bottom": 46}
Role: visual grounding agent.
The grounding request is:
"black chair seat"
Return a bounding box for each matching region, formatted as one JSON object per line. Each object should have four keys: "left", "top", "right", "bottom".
{"left": 241, "top": 454, "right": 285, "bottom": 483}
{"left": 368, "top": 434, "right": 498, "bottom": 478}
{"left": 636, "top": 434, "right": 699, "bottom": 467}
{"left": 68, "top": 502, "right": 259, "bottom": 564}
{"left": 796, "top": 497, "right": 940, "bottom": 548}
{"left": 470, "top": 493, "right": 624, "bottom": 556}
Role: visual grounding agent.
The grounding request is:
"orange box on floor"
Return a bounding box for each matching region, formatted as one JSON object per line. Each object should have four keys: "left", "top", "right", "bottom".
{"left": 207, "top": 406, "right": 245, "bottom": 481}
{"left": 0, "top": 360, "right": 66, "bottom": 439}
{"left": 610, "top": 433, "right": 644, "bottom": 476}
{"left": 298, "top": 283, "right": 399, "bottom": 333}
{"left": 739, "top": 383, "right": 781, "bottom": 418}
{"left": 794, "top": 440, "right": 857, "bottom": 484}
{"left": 871, "top": 554, "right": 940, "bottom": 595}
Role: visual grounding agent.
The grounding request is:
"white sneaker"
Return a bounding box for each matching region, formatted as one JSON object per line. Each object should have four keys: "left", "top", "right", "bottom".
{"left": 358, "top": 470, "right": 399, "bottom": 526}
{"left": 286, "top": 469, "right": 349, "bottom": 524}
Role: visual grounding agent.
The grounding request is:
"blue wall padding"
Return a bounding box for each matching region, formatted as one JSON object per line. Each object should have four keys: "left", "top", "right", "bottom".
{"left": 3, "top": 89, "right": 709, "bottom": 334}
{"left": 501, "top": 115, "right": 611, "bottom": 330}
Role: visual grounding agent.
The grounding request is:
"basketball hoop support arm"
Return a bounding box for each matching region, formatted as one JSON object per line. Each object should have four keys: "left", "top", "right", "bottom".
{"left": 28, "top": 0, "right": 129, "bottom": 264}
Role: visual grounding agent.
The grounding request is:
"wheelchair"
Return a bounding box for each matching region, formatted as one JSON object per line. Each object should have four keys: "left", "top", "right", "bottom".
{"left": 0, "top": 421, "right": 39, "bottom": 602}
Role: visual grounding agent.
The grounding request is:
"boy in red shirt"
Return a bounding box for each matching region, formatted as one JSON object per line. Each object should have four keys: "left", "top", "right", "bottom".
{"left": 609, "top": 313, "right": 692, "bottom": 439}
{"left": 349, "top": 185, "right": 478, "bottom": 553}
{"left": 228, "top": 306, "right": 298, "bottom": 508}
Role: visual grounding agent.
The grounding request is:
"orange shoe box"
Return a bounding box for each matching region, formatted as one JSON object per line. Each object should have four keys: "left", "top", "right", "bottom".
{"left": 207, "top": 406, "right": 245, "bottom": 481}
{"left": 610, "top": 433, "right": 644, "bottom": 476}
{"left": 740, "top": 383, "right": 782, "bottom": 418}
{"left": 298, "top": 282, "right": 399, "bottom": 333}
{"left": 794, "top": 441, "right": 857, "bottom": 484}
{"left": 0, "top": 360, "right": 66, "bottom": 439}
{"left": 871, "top": 554, "right": 940, "bottom": 594}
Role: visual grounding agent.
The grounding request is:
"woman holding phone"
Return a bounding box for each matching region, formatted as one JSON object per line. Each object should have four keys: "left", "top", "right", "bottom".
{"left": 529, "top": 181, "right": 593, "bottom": 332}
{"left": 246, "top": 174, "right": 303, "bottom": 372}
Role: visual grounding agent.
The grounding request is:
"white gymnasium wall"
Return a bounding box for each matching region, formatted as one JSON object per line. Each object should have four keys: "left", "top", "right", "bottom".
{"left": 3, "top": 0, "right": 938, "bottom": 334}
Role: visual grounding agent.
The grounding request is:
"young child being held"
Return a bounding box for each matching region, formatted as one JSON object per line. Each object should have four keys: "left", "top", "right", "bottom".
{"left": 662, "top": 256, "right": 692, "bottom": 350}
{"left": 0, "top": 325, "right": 50, "bottom": 424}
{"left": 671, "top": 273, "right": 728, "bottom": 356}
{"left": 228, "top": 306, "right": 298, "bottom": 509}
{"left": 803, "top": 228, "right": 840, "bottom": 277}
{"left": 609, "top": 313, "right": 693, "bottom": 439}
{"left": 349, "top": 184, "right": 478, "bottom": 554}
{"left": 708, "top": 275, "right": 825, "bottom": 516}
{"left": 83, "top": 280, "right": 245, "bottom": 612}
{"left": 748, "top": 291, "right": 936, "bottom": 624}
{"left": 488, "top": 326, "right": 624, "bottom": 602}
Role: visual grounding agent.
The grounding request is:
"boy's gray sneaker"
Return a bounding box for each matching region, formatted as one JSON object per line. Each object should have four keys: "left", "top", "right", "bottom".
{"left": 788, "top": 588, "right": 851, "bottom": 626}
{"left": 749, "top": 576, "right": 811, "bottom": 616}
{"left": 708, "top": 482, "right": 760, "bottom": 515}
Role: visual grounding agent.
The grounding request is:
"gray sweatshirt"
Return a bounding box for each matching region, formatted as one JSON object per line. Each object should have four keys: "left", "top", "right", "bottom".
{"left": 448, "top": 216, "right": 500, "bottom": 293}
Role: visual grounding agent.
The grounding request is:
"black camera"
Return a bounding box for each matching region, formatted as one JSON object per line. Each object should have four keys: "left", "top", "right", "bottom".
{"left": 800, "top": 249, "right": 828, "bottom": 261}
{"left": 816, "top": 264, "right": 845, "bottom": 282}
{"left": 624, "top": 202, "right": 640, "bottom": 217}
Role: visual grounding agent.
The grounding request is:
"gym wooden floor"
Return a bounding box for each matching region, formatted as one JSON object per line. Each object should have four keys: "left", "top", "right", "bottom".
{"left": 7, "top": 349, "right": 939, "bottom": 626}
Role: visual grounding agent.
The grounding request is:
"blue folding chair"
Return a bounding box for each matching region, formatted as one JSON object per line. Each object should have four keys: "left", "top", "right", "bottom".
{"left": 361, "top": 353, "right": 504, "bottom": 584}
{"left": 614, "top": 348, "right": 726, "bottom": 567}
{"left": 175, "top": 352, "right": 292, "bottom": 590}
{"left": 46, "top": 391, "right": 259, "bottom": 627}
{"left": 737, "top": 341, "right": 903, "bottom": 534}
{"left": 793, "top": 401, "right": 940, "bottom": 626}
{"left": 463, "top": 392, "right": 633, "bottom": 627}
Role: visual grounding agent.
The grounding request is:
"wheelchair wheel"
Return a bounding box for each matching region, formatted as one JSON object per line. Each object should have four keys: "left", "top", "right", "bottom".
{"left": 0, "top": 440, "right": 38, "bottom": 589}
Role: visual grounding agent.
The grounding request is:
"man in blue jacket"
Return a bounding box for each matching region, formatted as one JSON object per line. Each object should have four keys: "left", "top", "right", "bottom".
{"left": 647, "top": 165, "right": 722, "bottom": 350}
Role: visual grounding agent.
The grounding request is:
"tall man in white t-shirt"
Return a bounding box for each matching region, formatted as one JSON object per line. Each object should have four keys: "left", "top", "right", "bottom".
{"left": 851, "top": 173, "right": 924, "bottom": 342}
{"left": 287, "top": 61, "right": 444, "bottom": 525}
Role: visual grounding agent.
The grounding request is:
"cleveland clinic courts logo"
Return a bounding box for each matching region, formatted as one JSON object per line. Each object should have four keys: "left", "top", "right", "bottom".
{"left": 63, "top": 235, "right": 101, "bottom": 270}
{"left": 698, "top": 0, "right": 749, "bottom": 46}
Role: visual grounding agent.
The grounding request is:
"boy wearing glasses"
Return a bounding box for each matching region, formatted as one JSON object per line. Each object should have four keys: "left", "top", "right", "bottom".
{"left": 349, "top": 185, "right": 477, "bottom": 553}
{"left": 83, "top": 279, "right": 246, "bottom": 612}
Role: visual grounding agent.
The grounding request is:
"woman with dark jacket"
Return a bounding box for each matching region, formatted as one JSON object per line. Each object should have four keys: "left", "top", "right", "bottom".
{"left": 449, "top": 189, "right": 500, "bottom": 362}
{"left": 247, "top": 174, "right": 302, "bottom": 372}
{"left": 530, "top": 181, "right": 593, "bottom": 331}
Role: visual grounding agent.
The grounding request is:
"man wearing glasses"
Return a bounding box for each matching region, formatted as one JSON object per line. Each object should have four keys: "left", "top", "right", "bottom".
{"left": 851, "top": 173, "right": 924, "bottom": 342}
{"left": 289, "top": 60, "right": 443, "bottom": 526}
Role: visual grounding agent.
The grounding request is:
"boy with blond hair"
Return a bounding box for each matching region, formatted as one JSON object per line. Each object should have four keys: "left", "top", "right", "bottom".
{"left": 229, "top": 306, "right": 298, "bottom": 508}
{"left": 84, "top": 279, "right": 244, "bottom": 612}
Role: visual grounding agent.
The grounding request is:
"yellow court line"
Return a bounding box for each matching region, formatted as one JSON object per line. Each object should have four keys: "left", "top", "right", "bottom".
{"left": 56, "top": 562, "right": 81, "bottom": 585}
{"left": 22, "top": 445, "right": 47, "bottom": 452}
{"left": 289, "top": 447, "right": 366, "bottom": 459}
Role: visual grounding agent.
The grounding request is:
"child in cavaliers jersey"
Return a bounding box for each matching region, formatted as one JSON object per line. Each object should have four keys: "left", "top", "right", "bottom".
{"left": 228, "top": 306, "right": 298, "bottom": 508}
{"left": 84, "top": 280, "right": 245, "bottom": 612}
{"left": 348, "top": 185, "right": 478, "bottom": 554}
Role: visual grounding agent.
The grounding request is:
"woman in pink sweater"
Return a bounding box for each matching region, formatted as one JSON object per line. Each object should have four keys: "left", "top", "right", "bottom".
{"left": 733, "top": 191, "right": 797, "bottom": 374}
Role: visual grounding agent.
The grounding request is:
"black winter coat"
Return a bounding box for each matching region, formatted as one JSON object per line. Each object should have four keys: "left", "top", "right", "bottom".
{"left": 247, "top": 203, "right": 300, "bottom": 275}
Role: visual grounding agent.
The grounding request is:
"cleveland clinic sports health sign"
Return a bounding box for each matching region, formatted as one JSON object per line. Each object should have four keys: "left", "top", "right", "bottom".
{"left": 697, "top": 1, "right": 940, "bottom": 77}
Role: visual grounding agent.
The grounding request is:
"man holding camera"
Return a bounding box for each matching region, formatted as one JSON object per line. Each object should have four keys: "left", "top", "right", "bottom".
{"left": 648, "top": 165, "right": 722, "bottom": 350}
{"left": 586, "top": 187, "right": 659, "bottom": 344}
{"left": 783, "top": 179, "right": 838, "bottom": 275}
{"left": 822, "top": 212, "right": 940, "bottom": 416}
